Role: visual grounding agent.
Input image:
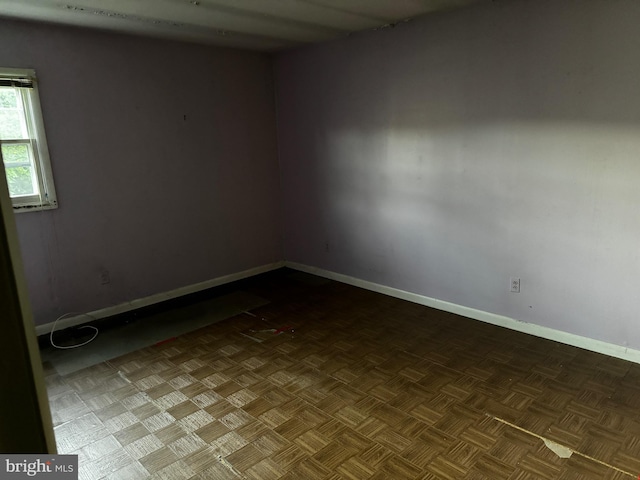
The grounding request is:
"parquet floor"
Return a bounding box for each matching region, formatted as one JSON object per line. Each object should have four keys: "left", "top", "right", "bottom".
{"left": 43, "top": 270, "right": 640, "bottom": 479}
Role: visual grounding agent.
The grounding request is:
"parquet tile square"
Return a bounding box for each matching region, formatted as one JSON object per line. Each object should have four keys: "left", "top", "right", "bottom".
{"left": 154, "top": 423, "right": 187, "bottom": 445}
{"left": 252, "top": 430, "right": 289, "bottom": 456}
{"left": 44, "top": 270, "right": 640, "bottom": 479}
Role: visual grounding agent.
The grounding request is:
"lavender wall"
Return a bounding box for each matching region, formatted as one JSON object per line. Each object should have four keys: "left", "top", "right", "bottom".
{"left": 276, "top": 0, "right": 640, "bottom": 350}
{"left": 0, "top": 19, "right": 282, "bottom": 326}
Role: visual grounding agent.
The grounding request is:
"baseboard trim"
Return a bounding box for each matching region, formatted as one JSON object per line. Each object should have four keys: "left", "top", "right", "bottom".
{"left": 35, "top": 261, "right": 285, "bottom": 336}
{"left": 286, "top": 261, "right": 640, "bottom": 364}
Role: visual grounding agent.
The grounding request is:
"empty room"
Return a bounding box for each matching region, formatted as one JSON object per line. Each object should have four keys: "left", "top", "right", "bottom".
{"left": 2, "top": 0, "right": 640, "bottom": 478}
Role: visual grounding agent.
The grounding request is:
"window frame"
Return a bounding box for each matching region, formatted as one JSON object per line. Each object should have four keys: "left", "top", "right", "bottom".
{"left": 0, "top": 67, "right": 58, "bottom": 212}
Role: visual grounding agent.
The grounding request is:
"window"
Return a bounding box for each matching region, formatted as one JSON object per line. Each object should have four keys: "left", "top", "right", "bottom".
{"left": 0, "top": 68, "right": 57, "bottom": 211}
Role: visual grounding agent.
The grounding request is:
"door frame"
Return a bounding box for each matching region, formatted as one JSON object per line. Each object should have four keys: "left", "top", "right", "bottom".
{"left": 0, "top": 159, "right": 56, "bottom": 452}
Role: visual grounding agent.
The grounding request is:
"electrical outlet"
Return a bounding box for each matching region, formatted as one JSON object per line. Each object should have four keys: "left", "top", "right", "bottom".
{"left": 100, "top": 269, "right": 110, "bottom": 285}
{"left": 510, "top": 277, "right": 520, "bottom": 293}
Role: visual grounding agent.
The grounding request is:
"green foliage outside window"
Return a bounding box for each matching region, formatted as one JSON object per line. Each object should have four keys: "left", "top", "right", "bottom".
{"left": 1, "top": 144, "right": 34, "bottom": 196}
{"left": 5, "top": 166, "right": 34, "bottom": 195}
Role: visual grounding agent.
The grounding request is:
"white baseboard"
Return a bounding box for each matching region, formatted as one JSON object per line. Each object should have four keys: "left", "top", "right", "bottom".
{"left": 35, "top": 261, "right": 285, "bottom": 336}
{"left": 286, "top": 261, "right": 640, "bottom": 365}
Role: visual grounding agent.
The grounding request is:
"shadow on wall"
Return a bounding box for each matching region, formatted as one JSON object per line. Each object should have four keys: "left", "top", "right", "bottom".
{"left": 275, "top": 0, "right": 640, "bottom": 349}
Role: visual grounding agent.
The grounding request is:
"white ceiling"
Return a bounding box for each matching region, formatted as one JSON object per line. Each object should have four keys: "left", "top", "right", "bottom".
{"left": 0, "top": 0, "right": 488, "bottom": 51}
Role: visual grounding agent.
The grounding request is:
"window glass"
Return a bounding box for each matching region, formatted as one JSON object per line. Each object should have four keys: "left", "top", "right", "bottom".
{"left": 0, "top": 69, "right": 57, "bottom": 211}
